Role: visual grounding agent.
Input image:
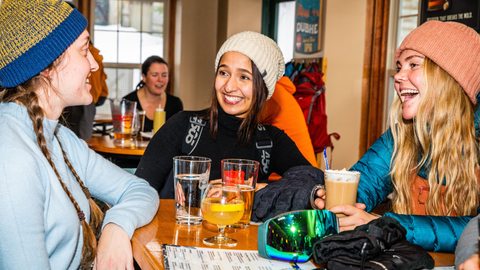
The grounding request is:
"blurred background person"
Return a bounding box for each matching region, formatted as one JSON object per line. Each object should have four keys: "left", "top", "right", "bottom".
{"left": 123, "top": 55, "right": 183, "bottom": 133}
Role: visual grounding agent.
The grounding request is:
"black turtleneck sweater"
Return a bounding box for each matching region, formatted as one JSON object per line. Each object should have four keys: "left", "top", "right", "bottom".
{"left": 136, "top": 109, "right": 310, "bottom": 195}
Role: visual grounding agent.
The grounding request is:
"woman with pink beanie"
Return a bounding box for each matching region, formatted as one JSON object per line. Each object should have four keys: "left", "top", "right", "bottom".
{"left": 313, "top": 20, "right": 480, "bottom": 254}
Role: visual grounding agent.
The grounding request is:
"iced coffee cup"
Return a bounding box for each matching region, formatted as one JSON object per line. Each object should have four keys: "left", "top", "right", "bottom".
{"left": 311, "top": 169, "right": 360, "bottom": 217}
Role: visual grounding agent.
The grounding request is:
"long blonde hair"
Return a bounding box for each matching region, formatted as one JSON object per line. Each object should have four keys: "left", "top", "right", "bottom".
{"left": 389, "top": 57, "right": 479, "bottom": 216}
{"left": 0, "top": 54, "right": 104, "bottom": 268}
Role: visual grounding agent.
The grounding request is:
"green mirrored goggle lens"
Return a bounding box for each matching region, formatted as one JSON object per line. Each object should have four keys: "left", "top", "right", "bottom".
{"left": 258, "top": 210, "right": 339, "bottom": 263}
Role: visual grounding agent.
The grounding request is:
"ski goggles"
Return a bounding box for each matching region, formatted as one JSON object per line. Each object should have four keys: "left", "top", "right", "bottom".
{"left": 258, "top": 209, "right": 339, "bottom": 263}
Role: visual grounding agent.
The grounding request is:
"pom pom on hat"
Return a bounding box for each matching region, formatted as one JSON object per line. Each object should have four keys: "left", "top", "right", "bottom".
{"left": 395, "top": 20, "right": 480, "bottom": 104}
{"left": 215, "top": 31, "right": 285, "bottom": 100}
{"left": 0, "top": 0, "right": 87, "bottom": 88}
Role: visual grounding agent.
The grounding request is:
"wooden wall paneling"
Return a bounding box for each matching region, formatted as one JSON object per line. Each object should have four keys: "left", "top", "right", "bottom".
{"left": 359, "top": 0, "right": 390, "bottom": 157}
{"left": 167, "top": 0, "right": 176, "bottom": 95}
{"left": 77, "top": 0, "right": 91, "bottom": 27}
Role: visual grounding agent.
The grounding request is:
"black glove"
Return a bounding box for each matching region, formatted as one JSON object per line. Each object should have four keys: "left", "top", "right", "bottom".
{"left": 251, "top": 165, "right": 324, "bottom": 222}
{"left": 313, "top": 217, "right": 435, "bottom": 270}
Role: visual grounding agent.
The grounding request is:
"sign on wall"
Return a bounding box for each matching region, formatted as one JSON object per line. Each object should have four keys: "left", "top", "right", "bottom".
{"left": 295, "top": 0, "right": 324, "bottom": 54}
{"left": 420, "top": 0, "right": 480, "bottom": 32}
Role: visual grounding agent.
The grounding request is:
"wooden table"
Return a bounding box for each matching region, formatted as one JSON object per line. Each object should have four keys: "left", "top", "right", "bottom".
{"left": 93, "top": 113, "right": 113, "bottom": 136}
{"left": 132, "top": 200, "right": 455, "bottom": 270}
{"left": 86, "top": 135, "right": 149, "bottom": 156}
{"left": 85, "top": 135, "right": 150, "bottom": 168}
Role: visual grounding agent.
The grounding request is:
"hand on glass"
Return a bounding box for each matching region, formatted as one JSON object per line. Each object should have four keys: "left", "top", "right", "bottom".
{"left": 329, "top": 204, "right": 379, "bottom": 231}
{"left": 93, "top": 223, "right": 134, "bottom": 270}
{"left": 313, "top": 188, "right": 379, "bottom": 232}
{"left": 313, "top": 188, "right": 326, "bottom": 209}
{"left": 459, "top": 254, "right": 480, "bottom": 270}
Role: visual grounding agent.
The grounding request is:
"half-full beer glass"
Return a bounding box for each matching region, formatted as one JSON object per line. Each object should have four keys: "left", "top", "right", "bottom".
{"left": 222, "top": 159, "right": 259, "bottom": 228}
{"left": 110, "top": 98, "right": 137, "bottom": 142}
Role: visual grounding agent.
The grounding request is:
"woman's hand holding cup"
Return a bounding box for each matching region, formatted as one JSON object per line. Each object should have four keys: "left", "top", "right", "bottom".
{"left": 310, "top": 169, "right": 379, "bottom": 230}
{"left": 310, "top": 169, "right": 360, "bottom": 215}
{"left": 328, "top": 203, "right": 379, "bottom": 232}
{"left": 312, "top": 185, "right": 326, "bottom": 209}
{"left": 311, "top": 184, "right": 379, "bottom": 231}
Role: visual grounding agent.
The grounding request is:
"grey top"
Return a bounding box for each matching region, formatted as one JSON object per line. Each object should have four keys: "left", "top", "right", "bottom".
{"left": 455, "top": 214, "right": 479, "bottom": 267}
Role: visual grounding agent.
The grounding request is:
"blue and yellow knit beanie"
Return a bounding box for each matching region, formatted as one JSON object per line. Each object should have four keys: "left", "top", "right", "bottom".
{"left": 0, "top": 0, "right": 87, "bottom": 88}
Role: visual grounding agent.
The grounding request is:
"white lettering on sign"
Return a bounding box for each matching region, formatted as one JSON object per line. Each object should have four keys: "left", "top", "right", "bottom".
{"left": 447, "top": 14, "right": 458, "bottom": 20}
{"left": 296, "top": 22, "right": 319, "bottom": 35}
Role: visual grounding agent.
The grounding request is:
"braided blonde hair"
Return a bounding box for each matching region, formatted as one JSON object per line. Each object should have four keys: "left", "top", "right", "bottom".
{"left": 1, "top": 54, "right": 104, "bottom": 268}
{"left": 389, "top": 57, "right": 479, "bottom": 216}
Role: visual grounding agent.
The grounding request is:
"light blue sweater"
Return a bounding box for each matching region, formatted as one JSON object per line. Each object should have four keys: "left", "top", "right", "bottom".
{"left": 0, "top": 103, "right": 159, "bottom": 269}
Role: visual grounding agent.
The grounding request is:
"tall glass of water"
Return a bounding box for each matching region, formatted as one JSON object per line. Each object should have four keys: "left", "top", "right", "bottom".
{"left": 174, "top": 156, "right": 211, "bottom": 225}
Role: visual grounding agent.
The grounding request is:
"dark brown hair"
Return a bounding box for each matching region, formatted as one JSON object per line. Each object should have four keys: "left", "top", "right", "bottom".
{"left": 1, "top": 53, "right": 104, "bottom": 269}
{"left": 135, "top": 55, "right": 169, "bottom": 91}
{"left": 203, "top": 57, "right": 268, "bottom": 143}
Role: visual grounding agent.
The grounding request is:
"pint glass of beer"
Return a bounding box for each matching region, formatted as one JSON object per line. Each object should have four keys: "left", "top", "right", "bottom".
{"left": 222, "top": 159, "right": 259, "bottom": 228}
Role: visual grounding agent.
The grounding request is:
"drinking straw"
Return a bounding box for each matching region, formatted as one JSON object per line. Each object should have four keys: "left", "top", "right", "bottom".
{"left": 323, "top": 147, "right": 329, "bottom": 170}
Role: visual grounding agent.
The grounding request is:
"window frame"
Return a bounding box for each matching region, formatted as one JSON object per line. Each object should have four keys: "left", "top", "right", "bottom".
{"left": 88, "top": 0, "right": 170, "bottom": 100}
{"left": 261, "top": 0, "right": 294, "bottom": 40}
{"left": 383, "top": 0, "right": 421, "bottom": 130}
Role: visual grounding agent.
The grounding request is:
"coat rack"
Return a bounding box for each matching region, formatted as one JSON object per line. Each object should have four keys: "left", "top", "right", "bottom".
{"left": 289, "top": 57, "right": 327, "bottom": 84}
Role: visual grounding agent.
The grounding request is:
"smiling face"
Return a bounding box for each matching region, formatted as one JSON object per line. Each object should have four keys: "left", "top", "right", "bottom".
{"left": 215, "top": 51, "right": 254, "bottom": 118}
{"left": 394, "top": 49, "right": 426, "bottom": 120}
{"left": 142, "top": 62, "right": 169, "bottom": 96}
{"left": 52, "top": 30, "right": 99, "bottom": 108}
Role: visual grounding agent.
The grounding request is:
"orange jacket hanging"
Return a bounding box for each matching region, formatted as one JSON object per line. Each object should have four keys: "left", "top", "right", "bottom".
{"left": 88, "top": 45, "right": 109, "bottom": 104}
{"left": 261, "top": 76, "right": 317, "bottom": 181}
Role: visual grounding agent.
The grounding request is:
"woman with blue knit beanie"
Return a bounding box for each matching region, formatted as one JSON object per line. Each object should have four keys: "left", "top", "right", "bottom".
{"left": 0, "top": 1, "right": 159, "bottom": 269}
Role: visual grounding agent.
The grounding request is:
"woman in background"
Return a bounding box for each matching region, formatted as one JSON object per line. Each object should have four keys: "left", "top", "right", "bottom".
{"left": 314, "top": 20, "right": 480, "bottom": 254}
{"left": 0, "top": 1, "right": 158, "bottom": 269}
{"left": 123, "top": 55, "right": 183, "bottom": 132}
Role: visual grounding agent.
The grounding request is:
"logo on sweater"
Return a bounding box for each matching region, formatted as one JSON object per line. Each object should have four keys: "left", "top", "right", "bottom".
{"left": 260, "top": 150, "right": 270, "bottom": 175}
{"left": 185, "top": 116, "right": 206, "bottom": 154}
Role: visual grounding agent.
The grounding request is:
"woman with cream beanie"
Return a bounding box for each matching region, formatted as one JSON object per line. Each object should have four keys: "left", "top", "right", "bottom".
{"left": 136, "top": 31, "right": 316, "bottom": 206}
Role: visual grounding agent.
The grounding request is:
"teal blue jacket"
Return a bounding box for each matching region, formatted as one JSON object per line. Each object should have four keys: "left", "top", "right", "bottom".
{"left": 351, "top": 100, "right": 480, "bottom": 253}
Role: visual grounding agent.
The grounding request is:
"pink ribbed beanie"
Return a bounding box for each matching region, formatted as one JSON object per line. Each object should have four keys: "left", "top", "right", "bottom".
{"left": 395, "top": 20, "right": 480, "bottom": 104}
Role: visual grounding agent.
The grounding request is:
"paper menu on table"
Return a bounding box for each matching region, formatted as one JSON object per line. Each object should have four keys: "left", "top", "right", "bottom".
{"left": 162, "top": 244, "right": 318, "bottom": 270}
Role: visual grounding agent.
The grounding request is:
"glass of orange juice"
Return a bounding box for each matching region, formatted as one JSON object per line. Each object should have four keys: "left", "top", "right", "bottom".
{"left": 201, "top": 183, "right": 244, "bottom": 246}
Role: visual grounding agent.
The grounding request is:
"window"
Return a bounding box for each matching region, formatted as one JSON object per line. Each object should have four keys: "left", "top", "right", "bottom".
{"left": 262, "top": 0, "right": 296, "bottom": 63}
{"left": 93, "top": 0, "right": 168, "bottom": 114}
{"left": 384, "top": 0, "right": 419, "bottom": 127}
{"left": 276, "top": 1, "right": 295, "bottom": 63}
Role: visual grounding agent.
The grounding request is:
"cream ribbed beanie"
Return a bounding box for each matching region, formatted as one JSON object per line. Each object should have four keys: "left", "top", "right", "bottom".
{"left": 395, "top": 20, "right": 480, "bottom": 104}
{"left": 215, "top": 31, "right": 285, "bottom": 100}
